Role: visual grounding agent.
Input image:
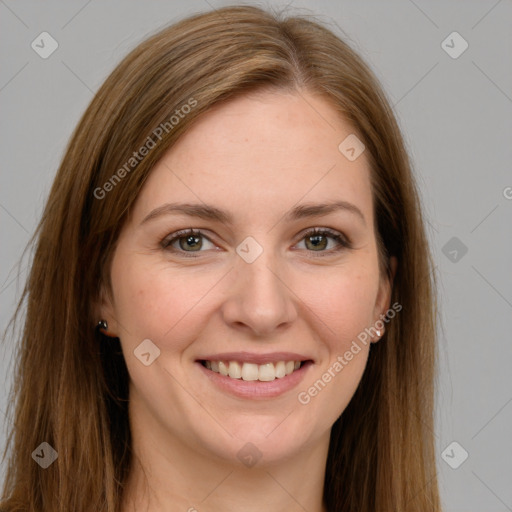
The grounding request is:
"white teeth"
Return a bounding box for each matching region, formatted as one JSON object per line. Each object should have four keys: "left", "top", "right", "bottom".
{"left": 204, "top": 360, "right": 304, "bottom": 381}
{"left": 228, "top": 361, "right": 242, "bottom": 379}
{"left": 241, "top": 363, "right": 259, "bottom": 381}
{"left": 275, "top": 361, "right": 286, "bottom": 378}
{"left": 258, "top": 363, "right": 276, "bottom": 382}
{"left": 218, "top": 361, "right": 229, "bottom": 376}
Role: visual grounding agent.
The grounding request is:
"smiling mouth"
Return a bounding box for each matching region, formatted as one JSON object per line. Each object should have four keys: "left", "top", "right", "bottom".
{"left": 199, "top": 360, "right": 311, "bottom": 382}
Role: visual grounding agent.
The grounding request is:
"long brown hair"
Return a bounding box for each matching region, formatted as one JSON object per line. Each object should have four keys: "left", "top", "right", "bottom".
{"left": 1, "top": 5, "right": 440, "bottom": 511}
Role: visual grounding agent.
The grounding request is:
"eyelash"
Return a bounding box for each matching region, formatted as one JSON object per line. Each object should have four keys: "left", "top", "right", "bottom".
{"left": 160, "top": 227, "right": 352, "bottom": 258}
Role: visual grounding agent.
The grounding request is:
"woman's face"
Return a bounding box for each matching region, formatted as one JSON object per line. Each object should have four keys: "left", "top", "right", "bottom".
{"left": 101, "top": 89, "right": 394, "bottom": 467}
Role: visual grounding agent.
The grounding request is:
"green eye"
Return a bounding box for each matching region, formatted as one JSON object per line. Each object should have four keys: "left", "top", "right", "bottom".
{"left": 162, "top": 229, "right": 214, "bottom": 256}
{"left": 161, "top": 227, "right": 351, "bottom": 258}
{"left": 298, "top": 228, "right": 351, "bottom": 254}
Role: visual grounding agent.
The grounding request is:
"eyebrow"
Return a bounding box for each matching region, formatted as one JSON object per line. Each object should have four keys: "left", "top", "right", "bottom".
{"left": 141, "top": 200, "right": 366, "bottom": 226}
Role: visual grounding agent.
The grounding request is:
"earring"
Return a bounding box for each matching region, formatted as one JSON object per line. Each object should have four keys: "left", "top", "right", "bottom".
{"left": 376, "top": 329, "right": 381, "bottom": 337}
{"left": 97, "top": 320, "right": 108, "bottom": 332}
{"left": 96, "top": 320, "right": 116, "bottom": 337}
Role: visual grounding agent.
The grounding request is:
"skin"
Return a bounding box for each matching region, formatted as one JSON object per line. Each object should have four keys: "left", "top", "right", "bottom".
{"left": 99, "top": 89, "right": 396, "bottom": 512}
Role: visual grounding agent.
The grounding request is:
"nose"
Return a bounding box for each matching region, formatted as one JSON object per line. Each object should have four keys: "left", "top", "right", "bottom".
{"left": 220, "top": 249, "right": 298, "bottom": 338}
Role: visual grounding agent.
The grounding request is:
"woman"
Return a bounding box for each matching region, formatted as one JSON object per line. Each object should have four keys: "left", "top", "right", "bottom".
{"left": 1, "top": 5, "right": 440, "bottom": 511}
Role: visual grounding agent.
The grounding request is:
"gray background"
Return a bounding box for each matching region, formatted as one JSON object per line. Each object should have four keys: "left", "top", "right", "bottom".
{"left": 1, "top": 1, "right": 511, "bottom": 510}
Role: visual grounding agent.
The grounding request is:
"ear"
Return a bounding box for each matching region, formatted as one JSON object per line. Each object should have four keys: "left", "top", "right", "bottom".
{"left": 372, "top": 256, "right": 398, "bottom": 340}
{"left": 94, "top": 283, "right": 119, "bottom": 338}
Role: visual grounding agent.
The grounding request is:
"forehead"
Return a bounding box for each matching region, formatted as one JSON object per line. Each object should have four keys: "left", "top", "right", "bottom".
{"left": 133, "top": 90, "right": 374, "bottom": 226}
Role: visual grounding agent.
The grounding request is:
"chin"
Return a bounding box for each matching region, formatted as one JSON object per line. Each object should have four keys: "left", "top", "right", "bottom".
{"left": 202, "top": 414, "right": 320, "bottom": 468}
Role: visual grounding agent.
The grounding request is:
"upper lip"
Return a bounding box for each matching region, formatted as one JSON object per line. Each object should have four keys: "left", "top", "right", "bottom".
{"left": 196, "top": 351, "right": 313, "bottom": 365}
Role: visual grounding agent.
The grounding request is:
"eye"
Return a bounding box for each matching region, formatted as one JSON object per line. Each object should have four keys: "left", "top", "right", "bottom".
{"left": 161, "top": 227, "right": 352, "bottom": 258}
{"left": 294, "top": 228, "right": 351, "bottom": 255}
{"left": 161, "top": 229, "right": 216, "bottom": 256}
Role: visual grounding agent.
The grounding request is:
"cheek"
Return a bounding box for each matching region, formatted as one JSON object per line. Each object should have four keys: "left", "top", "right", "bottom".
{"left": 110, "top": 254, "right": 222, "bottom": 347}
{"left": 300, "top": 266, "right": 379, "bottom": 344}
{"left": 294, "top": 270, "right": 377, "bottom": 422}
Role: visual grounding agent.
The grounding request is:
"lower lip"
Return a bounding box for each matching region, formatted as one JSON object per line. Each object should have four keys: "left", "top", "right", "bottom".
{"left": 196, "top": 361, "right": 313, "bottom": 399}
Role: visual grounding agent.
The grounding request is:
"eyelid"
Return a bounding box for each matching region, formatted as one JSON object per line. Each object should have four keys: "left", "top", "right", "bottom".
{"left": 161, "top": 226, "right": 352, "bottom": 257}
